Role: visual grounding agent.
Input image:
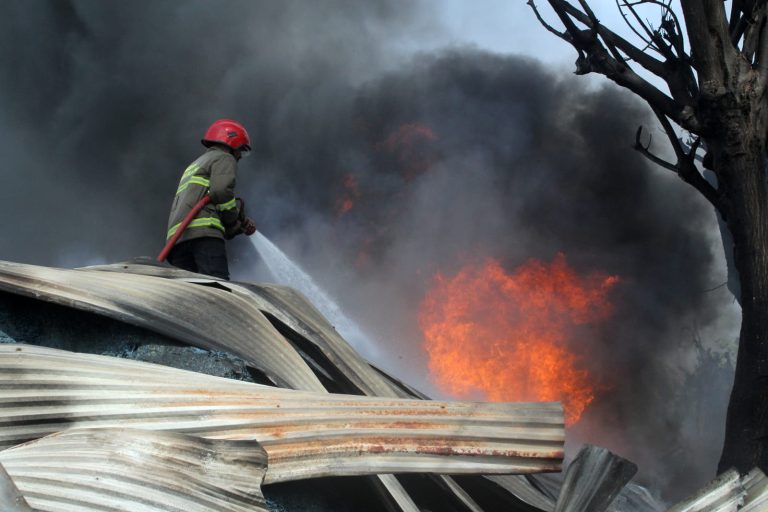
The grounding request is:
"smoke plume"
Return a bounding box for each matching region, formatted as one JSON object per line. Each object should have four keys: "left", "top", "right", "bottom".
{"left": 0, "top": 0, "right": 738, "bottom": 501}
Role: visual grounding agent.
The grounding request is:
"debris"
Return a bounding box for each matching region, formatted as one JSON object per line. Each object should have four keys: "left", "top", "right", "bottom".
{"left": 554, "top": 445, "right": 637, "bottom": 512}
{"left": 740, "top": 468, "right": 768, "bottom": 512}
{"left": 0, "top": 343, "right": 565, "bottom": 482}
{"left": 1, "top": 428, "right": 268, "bottom": 512}
{"left": 665, "top": 469, "right": 744, "bottom": 512}
{"left": 0, "top": 260, "right": 324, "bottom": 391}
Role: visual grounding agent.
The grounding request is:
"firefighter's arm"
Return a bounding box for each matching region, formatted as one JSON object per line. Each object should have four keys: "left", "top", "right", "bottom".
{"left": 233, "top": 198, "right": 257, "bottom": 236}
{"left": 208, "top": 155, "right": 242, "bottom": 237}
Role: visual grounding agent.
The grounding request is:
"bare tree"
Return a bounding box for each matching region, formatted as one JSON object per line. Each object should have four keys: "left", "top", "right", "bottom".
{"left": 528, "top": 0, "right": 768, "bottom": 474}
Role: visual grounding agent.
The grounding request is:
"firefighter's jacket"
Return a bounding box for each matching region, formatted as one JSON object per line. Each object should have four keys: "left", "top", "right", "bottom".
{"left": 166, "top": 146, "right": 243, "bottom": 245}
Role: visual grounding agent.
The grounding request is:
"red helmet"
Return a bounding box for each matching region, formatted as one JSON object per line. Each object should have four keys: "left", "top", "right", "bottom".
{"left": 201, "top": 119, "right": 251, "bottom": 151}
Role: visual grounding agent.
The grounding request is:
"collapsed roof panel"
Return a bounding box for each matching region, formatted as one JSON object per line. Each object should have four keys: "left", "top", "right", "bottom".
{"left": 665, "top": 467, "right": 768, "bottom": 512}
{"left": 741, "top": 468, "right": 768, "bottom": 512}
{"left": 83, "top": 261, "right": 409, "bottom": 398}
{"left": 79, "top": 263, "right": 544, "bottom": 510}
{"left": 32, "top": 260, "right": 566, "bottom": 510}
{"left": 0, "top": 428, "right": 268, "bottom": 512}
{"left": 433, "top": 473, "right": 485, "bottom": 512}
{"left": 81, "top": 261, "right": 562, "bottom": 510}
{"left": 225, "top": 282, "right": 401, "bottom": 398}
{"left": 0, "top": 344, "right": 565, "bottom": 484}
{"left": 81, "top": 258, "right": 216, "bottom": 279}
{"left": 0, "top": 260, "right": 324, "bottom": 392}
{"left": 553, "top": 445, "right": 637, "bottom": 512}
{"left": 79, "top": 262, "right": 427, "bottom": 511}
{"left": 665, "top": 469, "right": 745, "bottom": 512}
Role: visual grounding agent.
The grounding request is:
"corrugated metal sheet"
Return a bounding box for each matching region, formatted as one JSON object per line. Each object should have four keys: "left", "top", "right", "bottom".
{"left": 434, "top": 473, "right": 485, "bottom": 512}
{"left": 225, "top": 281, "right": 555, "bottom": 510}
{"left": 0, "top": 462, "right": 31, "bottom": 512}
{"left": 665, "top": 469, "right": 745, "bottom": 512}
{"left": 485, "top": 475, "right": 555, "bottom": 511}
{"left": 81, "top": 258, "right": 216, "bottom": 279}
{"left": 231, "top": 282, "right": 516, "bottom": 512}
{"left": 0, "top": 428, "right": 268, "bottom": 512}
{"left": 553, "top": 445, "right": 637, "bottom": 512}
{"left": 83, "top": 262, "right": 562, "bottom": 510}
{"left": 227, "top": 282, "right": 403, "bottom": 397}
{"left": 741, "top": 468, "right": 768, "bottom": 512}
{"left": 61, "top": 260, "right": 567, "bottom": 510}
{"left": 0, "top": 343, "right": 564, "bottom": 485}
{"left": 0, "top": 260, "right": 324, "bottom": 392}
{"left": 84, "top": 261, "right": 412, "bottom": 398}
{"left": 40, "top": 259, "right": 418, "bottom": 512}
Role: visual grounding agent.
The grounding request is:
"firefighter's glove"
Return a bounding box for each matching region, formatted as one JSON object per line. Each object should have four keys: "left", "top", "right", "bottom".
{"left": 242, "top": 217, "right": 257, "bottom": 236}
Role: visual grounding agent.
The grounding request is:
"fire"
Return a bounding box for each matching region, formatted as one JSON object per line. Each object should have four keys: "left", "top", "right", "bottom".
{"left": 335, "top": 174, "right": 360, "bottom": 217}
{"left": 376, "top": 122, "right": 438, "bottom": 181}
{"left": 418, "top": 254, "right": 618, "bottom": 425}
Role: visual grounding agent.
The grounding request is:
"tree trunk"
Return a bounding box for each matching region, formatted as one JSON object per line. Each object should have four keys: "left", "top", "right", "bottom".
{"left": 713, "top": 92, "right": 768, "bottom": 473}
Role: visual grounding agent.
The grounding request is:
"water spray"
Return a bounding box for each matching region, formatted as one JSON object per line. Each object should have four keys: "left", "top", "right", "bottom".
{"left": 250, "top": 231, "right": 378, "bottom": 357}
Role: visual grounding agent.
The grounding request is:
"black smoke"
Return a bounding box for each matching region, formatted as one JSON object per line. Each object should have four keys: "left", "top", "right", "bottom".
{"left": 0, "top": 1, "right": 737, "bottom": 502}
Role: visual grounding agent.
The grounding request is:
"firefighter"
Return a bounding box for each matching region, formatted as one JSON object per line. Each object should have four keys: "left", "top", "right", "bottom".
{"left": 165, "top": 119, "right": 257, "bottom": 280}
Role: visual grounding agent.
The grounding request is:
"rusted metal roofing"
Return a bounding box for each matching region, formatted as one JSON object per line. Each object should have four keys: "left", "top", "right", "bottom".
{"left": 203, "top": 280, "right": 562, "bottom": 510}
{"left": 0, "top": 260, "right": 324, "bottom": 392}
{"left": 666, "top": 469, "right": 745, "bottom": 512}
{"left": 24, "top": 259, "right": 766, "bottom": 512}
{"left": 0, "top": 343, "right": 565, "bottom": 485}
{"left": 553, "top": 445, "right": 637, "bottom": 512}
{"left": 81, "top": 262, "right": 559, "bottom": 510}
{"left": 27, "top": 259, "right": 418, "bottom": 512}
{"left": 0, "top": 428, "right": 268, "bottom": 512}
{"left": 4, "top": 260, "right": 569, "bottom": 510}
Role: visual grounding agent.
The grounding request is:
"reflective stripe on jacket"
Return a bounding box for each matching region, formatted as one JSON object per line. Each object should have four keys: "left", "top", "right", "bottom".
{"left": 166, "top": 146, "right": 241, "bottom": 244}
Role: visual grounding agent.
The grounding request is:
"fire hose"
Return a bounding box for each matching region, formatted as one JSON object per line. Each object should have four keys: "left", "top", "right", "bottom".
{"left": 156, "top": 195, "right": 212, "bottom": 262}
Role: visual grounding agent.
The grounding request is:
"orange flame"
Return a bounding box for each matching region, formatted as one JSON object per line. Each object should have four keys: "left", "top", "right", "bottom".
{"left": 335, "top": 174, "right": 360, "bottom": 217}
{"left": 376, "top": 122, "right": 438, "bottom": 181}
{"left": 418, "top": 254, "right": 618, "bottom": 425}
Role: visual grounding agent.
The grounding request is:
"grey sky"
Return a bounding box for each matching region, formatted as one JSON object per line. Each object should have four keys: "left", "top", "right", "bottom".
{"left": 437, "top": 3, "right": 632, "bottom": 55}
{"left": 432, "top": 1, "right": 675, "bottom": 90}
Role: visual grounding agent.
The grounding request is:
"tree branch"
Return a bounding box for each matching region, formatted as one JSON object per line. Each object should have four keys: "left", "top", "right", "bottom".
{"left": 741, "top": 5, "right": 764, "bottom": 61}
{"left": 621, "top": 0, "right": 676, "bottom": 61}
{"left": 754, "top": 8, "right": 768, "bottom": 89}
{"left": 560, "top": 0, "right": 667, "bottom": 77}
{"left": 731, "top": 2, "right": 753, "bottom": 47}
{"left": 616, "top": 0, "right": 655, "bottom": 51}
{"left": 730, "top": 0, "right": 744, "bottom": 40}
{"left": 527, "top": 0, "right": 571, "bottom": 42}
{"left": 537, "top": 0, "right": 701, "bottom": 131}
{"left": 532, "top": 1, "right": 724, "bottom": 212}
{"left": 680, "top": 0, "right": 738, "bottom": 98}
{"left": 646, "top": 107, "right": 723, "bottom": 211}
{"left": 634, "top": 126, "right": 679, "bottom": 171}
